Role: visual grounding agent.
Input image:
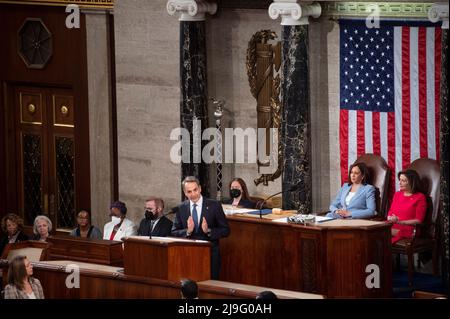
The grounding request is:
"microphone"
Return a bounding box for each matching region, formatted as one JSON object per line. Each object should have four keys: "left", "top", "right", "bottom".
{"left": 257, "top": 182, "right": 302, "bottom": 219}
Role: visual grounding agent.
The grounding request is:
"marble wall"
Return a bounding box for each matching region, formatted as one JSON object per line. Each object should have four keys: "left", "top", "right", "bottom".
{"left": 112, "top": 1, "right": 341, "bottom": 226}
{"left": 114, "top": 0, "right": 181, "bottom": 223}
{"left": 206, "top": 8, "right": 283, "bottom": 200}
{"left": 309, "top": 18, "right": 341, "bottom": 212}
{"left": 85, "top": 11, "right": 117, "bottom": 231}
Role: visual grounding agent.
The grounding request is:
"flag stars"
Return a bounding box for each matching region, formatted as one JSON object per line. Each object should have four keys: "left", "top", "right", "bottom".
{"left": 350, "top": 65, "right": 354, "bottom": 69}
{"left": 376, "top": 87, "right": 380, "bottom": 92}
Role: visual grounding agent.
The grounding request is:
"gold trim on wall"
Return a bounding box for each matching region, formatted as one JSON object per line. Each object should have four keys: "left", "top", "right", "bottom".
{"left": 0, "top": 0, "right": 113, "bottom": 9}
{"left": 322, "top": 2, "right": 433, "bottom": 19}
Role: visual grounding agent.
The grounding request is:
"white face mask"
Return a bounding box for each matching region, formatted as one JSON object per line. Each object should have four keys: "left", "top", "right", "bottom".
{"left": 111, "top": 216, "right": 121, "bottom": 225}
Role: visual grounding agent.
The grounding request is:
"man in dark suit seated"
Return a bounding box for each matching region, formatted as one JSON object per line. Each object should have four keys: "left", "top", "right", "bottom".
{"left": 171, "top": 176, "right": 230, "bottom": 279}
{"left": 138, "top": 197, "right": 173, "bottom": 237}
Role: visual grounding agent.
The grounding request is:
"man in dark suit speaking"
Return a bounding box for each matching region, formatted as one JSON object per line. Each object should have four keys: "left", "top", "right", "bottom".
{"left": 171, "top": 176, "right": 230, "bottom": 279}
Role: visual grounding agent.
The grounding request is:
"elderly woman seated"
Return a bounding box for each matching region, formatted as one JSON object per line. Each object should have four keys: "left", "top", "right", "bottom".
{"left": 0, "top": 213, "right": 29, "bottom": 256}
{"left": 32, "top": 215, "right": 52, "bottom": 242}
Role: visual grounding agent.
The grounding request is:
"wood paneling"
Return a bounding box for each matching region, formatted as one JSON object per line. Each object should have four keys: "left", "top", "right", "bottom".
{"left": 220, "top": 216, "right": 393, "bottom": 298}
{"left": 47, "top": 235, "right": 124, "bottom": 266}
{"left": 123, "top": 237, "right": 211, "bottom": 282}
{"left": 0, "top": 3, "right": 90, "bottom": 220}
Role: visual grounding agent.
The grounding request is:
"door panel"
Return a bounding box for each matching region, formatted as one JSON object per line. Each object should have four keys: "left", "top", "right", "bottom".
{"left": 14, "top": 85, "right": 77, "bottom": 230}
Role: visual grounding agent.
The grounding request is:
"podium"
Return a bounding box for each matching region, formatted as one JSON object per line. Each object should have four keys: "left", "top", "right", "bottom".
{"left": 123, "top": 236, "right": 211, "bottom": 281}
{"left": 46, "top": 235, "right": 124, "bottom": 266}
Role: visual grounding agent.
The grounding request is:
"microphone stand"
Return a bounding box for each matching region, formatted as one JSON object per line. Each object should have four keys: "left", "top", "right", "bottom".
{"left": 258, "top": 183, "right": 301, "bottom": 219}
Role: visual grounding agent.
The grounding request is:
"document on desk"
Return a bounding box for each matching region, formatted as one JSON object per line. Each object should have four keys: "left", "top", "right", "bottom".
{"left": 222, "top": 205, "right": 271, "bottom": 215}
{"left": 271, "top": 215, "right": 334, "bottom": 223}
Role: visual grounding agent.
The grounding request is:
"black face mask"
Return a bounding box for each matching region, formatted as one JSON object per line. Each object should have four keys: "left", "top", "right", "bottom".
{"left": 145, "top": 209, "right": 156, "bottom": 220}
{"left": 230, "top": 189, "right": 241, "bottom": 198}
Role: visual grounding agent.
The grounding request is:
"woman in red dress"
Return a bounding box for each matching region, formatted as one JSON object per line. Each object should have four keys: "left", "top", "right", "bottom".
{"left": 387, "top": 169, "right": 427, "bottom": 244}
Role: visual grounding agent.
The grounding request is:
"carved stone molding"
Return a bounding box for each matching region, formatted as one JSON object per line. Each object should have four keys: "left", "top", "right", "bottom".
{"left": 268, "top": 1, "right": 321, "bottom": 25}
{"left": 167, "top": 0, "right": 217, "bottom": 21}
{"left": 323, "top": 2, "right": 433, "bottom": 19}
{"left": 429, "top": 2, "right": 449, "bottom": 29}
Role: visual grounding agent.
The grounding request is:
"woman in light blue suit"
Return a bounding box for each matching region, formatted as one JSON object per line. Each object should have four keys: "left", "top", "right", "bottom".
{"left": 327, "top": 162, "right": 376, "bottom": 219}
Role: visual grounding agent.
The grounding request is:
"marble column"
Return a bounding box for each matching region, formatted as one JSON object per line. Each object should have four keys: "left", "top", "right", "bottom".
{"left": 429, "top": 1, "right": 449, "bottom": 286}
{"left": 269, "top": 1, "right": 321, "bottom": 212}
{"left": 167, "top": 0, "right": 217, "bottom": 197}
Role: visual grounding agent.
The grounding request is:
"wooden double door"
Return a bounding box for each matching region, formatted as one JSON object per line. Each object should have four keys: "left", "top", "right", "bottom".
{"left": 8, "top": 85, "right": 88, "bottom": 230}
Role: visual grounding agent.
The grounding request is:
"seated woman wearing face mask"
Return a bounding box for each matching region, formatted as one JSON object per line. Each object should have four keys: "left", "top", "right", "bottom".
{"left": 223, "top": 178, "right": 256, "bottom": 209}
{"left": 103, "top": 201, "right": 137, "bottom": 241}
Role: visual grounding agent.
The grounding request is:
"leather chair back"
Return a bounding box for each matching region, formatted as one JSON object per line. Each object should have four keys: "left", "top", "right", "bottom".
{"left": 408, "top": 158, "right": 441, "bottom": 239}
{"left": 354, "top": 153, "right": 390, "bottom": 217}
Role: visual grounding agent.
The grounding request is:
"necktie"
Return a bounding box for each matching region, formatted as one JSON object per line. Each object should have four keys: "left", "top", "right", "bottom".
{"left": 192, "top": 204, "right": 199, "bottom": 232}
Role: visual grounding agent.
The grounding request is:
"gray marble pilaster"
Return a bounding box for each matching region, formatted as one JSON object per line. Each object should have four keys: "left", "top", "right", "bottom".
{"left": 280, "top": 25, "right": 311, "bottom": 213}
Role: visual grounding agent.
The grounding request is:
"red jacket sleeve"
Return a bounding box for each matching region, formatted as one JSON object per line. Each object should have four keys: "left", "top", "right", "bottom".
{"left": 415, "top": 193, "right": 427, "bottom": 222}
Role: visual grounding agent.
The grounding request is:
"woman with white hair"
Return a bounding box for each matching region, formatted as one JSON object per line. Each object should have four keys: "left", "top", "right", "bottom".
{"left": 32, "top": 215, "right": 52, "bottom": 241}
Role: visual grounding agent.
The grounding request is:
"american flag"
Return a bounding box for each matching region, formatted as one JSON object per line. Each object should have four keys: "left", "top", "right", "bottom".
{"left": 339, "top": 20, "right": 442, "bottom": 196}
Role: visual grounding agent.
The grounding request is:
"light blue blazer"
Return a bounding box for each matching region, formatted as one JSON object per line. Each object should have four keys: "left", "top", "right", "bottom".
{"left": 327, "top": 183, "right": 376, "bottom": 219}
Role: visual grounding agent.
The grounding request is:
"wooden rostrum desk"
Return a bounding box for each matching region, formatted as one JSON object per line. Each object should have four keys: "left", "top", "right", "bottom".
{"left": 219, "top": 215, "right": 392, "bottom": 298}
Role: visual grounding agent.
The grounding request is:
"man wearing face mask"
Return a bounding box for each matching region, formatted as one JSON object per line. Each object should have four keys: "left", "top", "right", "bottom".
{"left": 137, "top": 197, "right": 173, "bottom": 237}
{"left": 223, "top": 178, "right": 256, "bottom": 209}
{"left": 103, "top": 201, "right": 137, "bottom": 241}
